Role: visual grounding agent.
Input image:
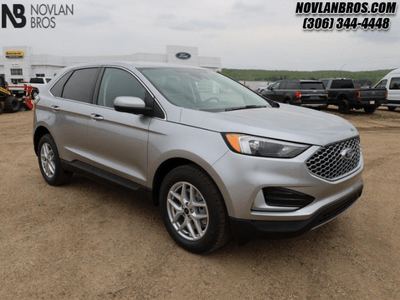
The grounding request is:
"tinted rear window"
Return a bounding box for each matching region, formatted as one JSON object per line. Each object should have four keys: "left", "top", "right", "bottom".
{"left": 286, "top": 82, "right": 299, "bottom": 89}
{"left": 30, "top": 78, "right": 44, "bottom": 84}
{"left": 331, "top": 80, "right": 354, "bottom": 89}
{"left": 50, "top": 71, "right": 72, "bottom": 97}
{"left": 300, "top": 82, "right": 325, "bottom": 90}
{"left": 62, "top": 68, "right": 99, "bottom": 103}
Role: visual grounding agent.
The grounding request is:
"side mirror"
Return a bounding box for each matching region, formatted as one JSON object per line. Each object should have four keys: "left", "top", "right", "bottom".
{"left": 114, "top": 96, "right": 152, "bottom": 116}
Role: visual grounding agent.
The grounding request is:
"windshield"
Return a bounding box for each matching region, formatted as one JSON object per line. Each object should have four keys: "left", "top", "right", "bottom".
{"left": 139, "top": 68, "right": 271, "bottom": 111}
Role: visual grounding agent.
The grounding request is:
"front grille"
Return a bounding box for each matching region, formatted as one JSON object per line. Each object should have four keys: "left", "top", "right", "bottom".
{"left": 306, "top": 137, "right": 361, "bottom": 180}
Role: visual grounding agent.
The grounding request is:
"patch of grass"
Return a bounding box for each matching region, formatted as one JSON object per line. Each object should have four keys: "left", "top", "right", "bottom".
{"left": 221, "top": 69, "right": 394, "bottom": 87}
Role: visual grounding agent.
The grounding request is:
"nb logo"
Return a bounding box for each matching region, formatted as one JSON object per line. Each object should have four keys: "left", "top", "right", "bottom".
{"left": 1, "top": 4, "right": 26, "bottom": 28}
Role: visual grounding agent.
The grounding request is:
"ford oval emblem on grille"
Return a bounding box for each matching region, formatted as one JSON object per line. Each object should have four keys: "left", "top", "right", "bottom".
{"left": 341, "top": 148, "right": 355, "bottom": 160}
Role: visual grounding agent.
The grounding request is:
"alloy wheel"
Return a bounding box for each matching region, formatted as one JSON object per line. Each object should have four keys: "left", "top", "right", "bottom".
{"left": 166, "top": 181, "right": 209, "bottom": 241}
{"left": 40, "top": 143, "right": 56, "bottom": 178}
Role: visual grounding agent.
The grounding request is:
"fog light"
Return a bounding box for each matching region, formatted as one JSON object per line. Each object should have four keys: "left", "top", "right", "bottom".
{"left": 262, "top": 187, "right": 315, "bottom": 208}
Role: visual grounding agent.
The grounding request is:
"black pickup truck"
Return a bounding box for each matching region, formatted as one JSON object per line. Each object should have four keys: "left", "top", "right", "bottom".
{"left": 320, "top": 78, "right": 387, "bottom": 114}
{"left": 261, "top": 79, "right": 328, "bottom": 107}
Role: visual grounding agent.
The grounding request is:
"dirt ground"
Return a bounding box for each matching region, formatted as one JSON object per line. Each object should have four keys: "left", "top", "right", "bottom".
{"left": 0, "top": 107, "right": 399, "bottom": 299}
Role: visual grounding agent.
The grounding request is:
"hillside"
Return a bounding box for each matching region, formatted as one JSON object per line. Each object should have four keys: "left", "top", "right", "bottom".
{"left": 221, "top": 69, "right": 394, "bottom": 87}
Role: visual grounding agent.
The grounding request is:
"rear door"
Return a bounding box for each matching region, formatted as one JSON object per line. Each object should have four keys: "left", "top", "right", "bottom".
{"left": 46, "top": 67, "right": 100, "bottom": 163}
{"left": 86, "top": 67, "right": 152, "bottom": 186}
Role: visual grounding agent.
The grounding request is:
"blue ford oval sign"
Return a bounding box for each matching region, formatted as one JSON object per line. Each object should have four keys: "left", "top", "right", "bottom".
{"left": 175, "top": 52, "right": 191, "bottom": 60}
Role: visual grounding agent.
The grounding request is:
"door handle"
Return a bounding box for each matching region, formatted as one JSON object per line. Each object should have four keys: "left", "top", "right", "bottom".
{"left": 51, "top": 105, "right": 60, "bottom": 111}
{"left": 90, "top": 113, "right": 104, "bottom": 121}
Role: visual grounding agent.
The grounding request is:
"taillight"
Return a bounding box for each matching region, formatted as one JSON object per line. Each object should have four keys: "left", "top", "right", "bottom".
{"left": 355, "top": 90, "right": 361, "bottom": 100}
{"left": 295, "top": 91, "right": 301, "bottom": 99}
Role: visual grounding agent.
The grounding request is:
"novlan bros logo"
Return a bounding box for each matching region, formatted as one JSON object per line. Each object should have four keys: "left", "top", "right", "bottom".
{"left": 1, "top": 4, "right": 74, "bottom": 29}
{"left": 1, "top": 4, "right": 26, "bottom": 28}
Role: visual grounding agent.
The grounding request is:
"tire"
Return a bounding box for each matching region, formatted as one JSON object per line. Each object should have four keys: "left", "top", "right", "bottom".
{"left": 283, "top": 98, "right": 290, "bottom": 104}
{"left": 22, "top": 103, "right": 32, "bottom": 111}
{"left": 364, "top": 105, "right": 376, "bottom": 114}
{"left": 388, "top": 106, "right": 396, "bottom": 111}
{"left": 159, "top": 165, "right": 230, "bottom": 254}
{"left": 37, "top": 134, "right": 73, "bottom": 186}
{"left": 31, "top": 89, "right": 39, "bottom": 99}
{"left": 0, "top": 104, "right": 3, "bottom": 115}
{"left": 338, "top": 99, "right": 350, "bottom": 114}
{"left": 4, "top": 96, "right": 20, "bottom": 113}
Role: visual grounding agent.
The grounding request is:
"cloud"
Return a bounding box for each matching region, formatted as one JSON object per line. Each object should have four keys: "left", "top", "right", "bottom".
{"left": 170, "top": 19, "right": 227, "bottom": 31}
{"left": 351, "top": 20, "right": 400, "bottom": 44}
{"left": 232, "top": 1, "right": 265, "bottom": 14}
{"left": 155, "top": 13, "right": 227, "bottom": 31}
{"left": 1, "top": 0, "right": 399, "bottom": 71}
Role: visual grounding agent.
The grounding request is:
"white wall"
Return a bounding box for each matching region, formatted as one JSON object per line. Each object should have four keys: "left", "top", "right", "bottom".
{"left": 0, "top": 45, "right": 222, "bottom": 82}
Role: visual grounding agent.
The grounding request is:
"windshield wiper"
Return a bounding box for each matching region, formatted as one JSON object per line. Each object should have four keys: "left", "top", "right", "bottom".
{"left": 225, "top": 105, "right": 267, "bottom": 112}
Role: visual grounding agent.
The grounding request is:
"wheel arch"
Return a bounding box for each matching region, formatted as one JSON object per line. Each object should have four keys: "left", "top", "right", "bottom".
{"left": 336, "top": 92, "right": 348, "bottom": 101}
{"left": 151, "top": 157, "right": 222, "bottom": 207}
{"left": 34, "top": 126, "right": 51, "bottom": 156}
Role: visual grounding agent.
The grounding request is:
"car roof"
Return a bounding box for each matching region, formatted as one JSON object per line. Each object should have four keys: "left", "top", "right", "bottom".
{"left": 53, "top": 61, "right": 209, "bottom": 79}
{"left": 59, "top": 61, "right": 205, "bottom": 71}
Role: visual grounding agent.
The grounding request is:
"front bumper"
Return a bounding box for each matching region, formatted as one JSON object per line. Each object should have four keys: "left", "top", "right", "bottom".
{"left": 229, "top": 185, "right": 362, "bottom": 239}
{"left": 209, "top": 141, "right": 364, "bottom": 225}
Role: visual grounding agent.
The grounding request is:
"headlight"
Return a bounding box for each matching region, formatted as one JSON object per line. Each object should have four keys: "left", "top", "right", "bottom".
{"left": 223, "top": 134, "right": 310, "bottom": 158}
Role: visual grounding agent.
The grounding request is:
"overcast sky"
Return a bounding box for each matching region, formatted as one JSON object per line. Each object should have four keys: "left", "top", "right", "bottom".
{"left": 3, "top": 0, "right": 399, "bottom": 71}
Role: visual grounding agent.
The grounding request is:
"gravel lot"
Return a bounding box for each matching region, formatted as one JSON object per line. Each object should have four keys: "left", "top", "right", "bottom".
{"left": 0, "top": 107, "right": 399, "bottom": 299}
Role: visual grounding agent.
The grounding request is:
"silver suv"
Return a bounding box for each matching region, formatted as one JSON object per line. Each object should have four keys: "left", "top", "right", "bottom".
{"left": 33, "top": 62, "right": 364, "bottom": 253}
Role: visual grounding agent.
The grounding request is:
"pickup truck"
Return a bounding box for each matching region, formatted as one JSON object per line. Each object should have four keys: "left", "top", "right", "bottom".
{"left": 9, "top": 77, "right": 52, "bottom": 99}
{"left": 320, "top": 78, "right": 387, "bottom": 114}
{"left": 261, "top": 79, "right": 328, "bottom": 107}
{"left": 29, "top": 77, "right": 52, "bottom": 98}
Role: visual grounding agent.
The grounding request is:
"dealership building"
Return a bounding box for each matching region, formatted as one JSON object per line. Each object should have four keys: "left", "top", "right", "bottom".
{"left": 0, "top": 45, "right": 222, "bottom": 84}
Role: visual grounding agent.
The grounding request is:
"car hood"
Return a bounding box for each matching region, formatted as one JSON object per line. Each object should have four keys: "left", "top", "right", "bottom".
{"left": 179, "top": 105, "right": 358, "bottom": 146}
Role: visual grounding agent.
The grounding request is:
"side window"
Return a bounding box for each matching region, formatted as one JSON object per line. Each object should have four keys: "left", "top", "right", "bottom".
{"left": 279, "top": 81, "right": 287, "bottom": 89}
{"left": 272, "top": 82, "right": 280, "bottom": 90}
{"left": 374, "top": 80, "right": 387, "bottom": 89}
{"left": 62, "top": 68, "right": 99, "bottom": 103}
{"left": 50, "top": 71, "right": 72, "bottom": 97}
{"left": 389, "top": 77, "right": 400, "bottom": 90}
{"left": 287, "top": 82, "right": 298, "bottom": 89}
{"left": 98, "top": 68, "right": 146, "bottom": 108}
